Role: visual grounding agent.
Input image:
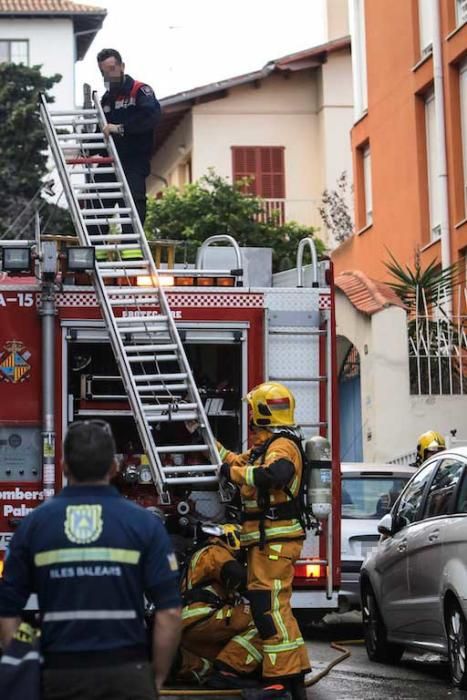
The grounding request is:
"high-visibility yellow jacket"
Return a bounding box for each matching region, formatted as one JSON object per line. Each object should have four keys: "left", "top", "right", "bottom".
{"left": 181, "top": 541, "right": 243, "bottom": 627}
{"left": 218, "top": 430, "right": 305, "bottom": 547}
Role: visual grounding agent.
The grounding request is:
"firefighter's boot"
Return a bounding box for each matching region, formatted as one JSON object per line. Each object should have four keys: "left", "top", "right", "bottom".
{"left": 206, "top": 670, "right": 260, "bottom": 690}
{"left": 287, "top": 676, "right": 307, "bottom": 700}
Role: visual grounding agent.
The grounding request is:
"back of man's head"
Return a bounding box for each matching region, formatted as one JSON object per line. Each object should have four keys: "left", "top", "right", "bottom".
{"left": 64, "top": 421, "right": 116, "bottom": 482}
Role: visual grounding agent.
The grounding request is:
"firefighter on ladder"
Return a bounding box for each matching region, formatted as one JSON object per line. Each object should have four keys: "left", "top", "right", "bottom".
{"left": 216, "top": 382, "right": 310, "bottom": 700}
{"left": 176, "top": 523, "right": 262, "bottom": 686}
{"left": 92, "top": 48, "right": 160, "bottom": 262}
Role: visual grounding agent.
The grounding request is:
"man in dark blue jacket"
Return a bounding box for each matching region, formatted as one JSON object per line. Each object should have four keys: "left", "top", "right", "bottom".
{"left": 96, "top": 48, "right": 161, "bottom": 229}
{"left": 0, "top": 420, "right": 181, "bottom": 700}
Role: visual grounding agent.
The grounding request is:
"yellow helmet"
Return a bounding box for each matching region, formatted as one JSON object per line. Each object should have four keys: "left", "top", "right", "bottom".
{"left": 416, "top": 431, "right": 446, "bottom": 465}
{"left": 201, "top": 522, "right": 242, "bottom": 551}
{"left": 246, "top": 382, "right": 296, "bottom": 428}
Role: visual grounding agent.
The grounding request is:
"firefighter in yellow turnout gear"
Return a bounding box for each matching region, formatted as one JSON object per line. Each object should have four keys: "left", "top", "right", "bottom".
{"left": 217, "top": 382, "right": 310, "bottom": 700}
{"left": 177, "top": 523, "right": 262, "bottom": 685}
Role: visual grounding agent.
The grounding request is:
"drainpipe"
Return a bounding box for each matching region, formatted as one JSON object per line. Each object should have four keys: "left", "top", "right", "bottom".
{"left": 432, "top": 1, "right": 451, "bottom": 276}
{"left": 39, "top": 241, "right": 57, "bottom": 500}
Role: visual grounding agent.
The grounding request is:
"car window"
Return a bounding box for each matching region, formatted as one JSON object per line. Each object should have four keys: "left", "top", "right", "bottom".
{"left": 395, "top": 462, "right": 437, "bottom": 528}
{"left": 453, "top": 466, "right": 467, "bottom": 513}
{"left": 341, "top": 476, "right": 410, "bottom": 519}
{"left": 423, "top": 459, "right": 465, "bottom": 518}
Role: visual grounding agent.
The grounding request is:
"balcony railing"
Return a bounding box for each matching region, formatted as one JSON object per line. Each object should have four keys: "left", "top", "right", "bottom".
{"left": 253, "top": 198, "right": 320, "bottom": 228}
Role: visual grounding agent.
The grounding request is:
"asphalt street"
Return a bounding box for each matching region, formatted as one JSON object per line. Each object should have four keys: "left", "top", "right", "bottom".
{"left": 304, "top": 613, "right": 462, "bottom": 699}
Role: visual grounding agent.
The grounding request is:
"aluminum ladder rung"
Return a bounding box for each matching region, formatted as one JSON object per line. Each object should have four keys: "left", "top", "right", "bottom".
{"left": 156, "top": 444, "right": 208, "bottom": 454}
{"left": 61, "top": 143, "right": 107, "bottom": 151}
{"left": 83, "top": 207, "right": 131, "bottom": 216}
{"left": 144, "top": 402, "right": 197, "bottom": 412}
{"left": 69, "top": 167, "right": 116, "bottom": 176}
{"left": 89, "top": 234, "right": 140, "bottom": 242}
{"left": 146, "top": 412, "right": 198, "bottom": 423}
{"left": 77, "top": 193, "right": 124, "bottom": 200}
{"left": 50, "top": 109, "right": 97, "bottom": 116}
{"left": 116, "top": 315, "right": 168, "bottom": 325}
{"left": 53, "top": 119, "right": 98, "bottom": 126}
{"left": 137, "top": 384, "right": 187, "bottom": 393}
{"left": 124, "top": 344, "right": 177, "bottom": 353}
{"left": 134, "top": 373, "right": 186, "bottom": 382}
{"left": 58, "top": 133, "right": 105, "bottom": 141}
{"left": 93, "top": 244, "right": 141, "bottom": 252}
{"left": 162, "top": 465, "right": 217, "bottom": 474}
{"left": 84, "top": 218, "right": 132, "bottom": 227}
{"left": 164, "top": 476, "right": 218, "bottom": 485}
{"left": 96, "top": 259, "right": 147, "bottom": 268}
{"left": 117, "top": 324, "right": 168, "bottom": 334}
{"left": 129, "top": 354, "right": 178, "bottom": 363}
{"left": 73, "top": 182, "right": 124, "bottom": 190}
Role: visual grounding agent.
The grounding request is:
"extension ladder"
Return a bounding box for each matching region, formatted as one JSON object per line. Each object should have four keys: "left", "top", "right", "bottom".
{"left": 39, "top": 92, "right": 222, "bottom": 500}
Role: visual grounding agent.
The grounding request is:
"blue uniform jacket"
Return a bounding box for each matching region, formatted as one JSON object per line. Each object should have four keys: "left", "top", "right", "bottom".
{"left": 0, "top": 486, "right": 180, "bottom": 658}
{"left": 101, "top": 74, "right": 161, "bottom": 175}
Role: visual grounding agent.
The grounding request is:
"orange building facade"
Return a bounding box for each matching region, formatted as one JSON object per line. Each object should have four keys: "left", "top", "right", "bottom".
{"left": 332, "top": 0, "right": 467, "bottom": 285}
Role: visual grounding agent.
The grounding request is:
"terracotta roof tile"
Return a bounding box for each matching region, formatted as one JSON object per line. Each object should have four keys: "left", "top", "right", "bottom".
{"left": 335, "top": 270, "right": 406, "bottom": 316}
{"left": 0, "top": 0, "right": 105, "bottom": 14}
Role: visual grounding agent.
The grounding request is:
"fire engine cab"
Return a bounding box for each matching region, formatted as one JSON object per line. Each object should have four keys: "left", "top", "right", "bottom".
{"left": 0, "top": 235, "right": 340, "bottom": 619}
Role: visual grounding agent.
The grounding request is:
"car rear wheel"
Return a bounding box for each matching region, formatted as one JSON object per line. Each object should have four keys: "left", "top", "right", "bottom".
{"left": 362, "top": 585, "right": 404, "bottom": 664}
{"left": 446, "top": 600, "right": 467, "bottom": 689}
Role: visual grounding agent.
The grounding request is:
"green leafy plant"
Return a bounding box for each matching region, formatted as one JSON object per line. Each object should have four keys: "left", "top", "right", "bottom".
{"left": 0, "top": 62, "right": 73, "bottom": 239}
{"left": 145, "top": 171, "right": 325, "bottom": 272}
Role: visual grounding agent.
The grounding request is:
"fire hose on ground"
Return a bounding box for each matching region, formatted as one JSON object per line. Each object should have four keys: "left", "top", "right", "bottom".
{"left": 159, "top": 640, "right": 363, "bottom": 697}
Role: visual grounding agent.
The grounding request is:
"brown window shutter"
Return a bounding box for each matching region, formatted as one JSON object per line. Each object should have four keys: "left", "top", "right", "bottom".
{"left": 232, "top": 146, "right": 258, "bottom": 194}
{"left": 259, "top": 147, "right": 285, "bottom": 199}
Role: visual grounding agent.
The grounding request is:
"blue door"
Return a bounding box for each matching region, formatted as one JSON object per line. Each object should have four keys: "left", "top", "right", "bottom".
{"left": 339, "top": 372, "right": 363, "bottom": 461}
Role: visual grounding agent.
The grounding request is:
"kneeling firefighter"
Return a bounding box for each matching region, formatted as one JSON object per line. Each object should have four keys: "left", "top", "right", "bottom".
{"left": 217, "top": 382, "right": 310, "bottom": 700}
{"left": 176, "top": 522, "right": 262, "bottom": 685}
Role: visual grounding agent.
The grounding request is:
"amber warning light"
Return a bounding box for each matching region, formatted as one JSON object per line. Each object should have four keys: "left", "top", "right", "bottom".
{"left": 294, "top": 562, "right": 324, "bottom": 579}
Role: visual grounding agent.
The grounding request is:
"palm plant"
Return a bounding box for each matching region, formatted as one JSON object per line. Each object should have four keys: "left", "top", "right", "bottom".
{"left": 384, "top": 249, "right": 465, "bottom": 395}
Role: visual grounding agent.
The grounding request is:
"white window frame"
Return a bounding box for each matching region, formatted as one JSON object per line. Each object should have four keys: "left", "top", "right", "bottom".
{"left": 362, "top": 145, "right": 372, "bottom": 226}
{"left": 456, "top": 0, "right": 467, "bottom": 27}
{"left": 349, "top": 0, "right": 368, "bottom": 121}
{"left": 425, "top": 91, "right": 441, "bottom": 240}
{"left": 460, "top": 59, "right": 467, "bottom": 216}
{"left": 418, "top": 0, "right": 434, "bottom": 56}
{"left": 0, "top": 39, "right": 29, "bottom": 65}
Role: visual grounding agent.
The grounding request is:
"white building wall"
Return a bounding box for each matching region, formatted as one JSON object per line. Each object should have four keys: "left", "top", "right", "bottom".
{"left": 0, "top": 18, "right": 75, "bottom": 109}
{"left": 191, "top": 72, "right": 322, "bottom": 228}
{"left": 336, "top": 292, "right": 467, "bottom": 462}
{"left": 147, "top": 112, "right": 193, "bottom": 195}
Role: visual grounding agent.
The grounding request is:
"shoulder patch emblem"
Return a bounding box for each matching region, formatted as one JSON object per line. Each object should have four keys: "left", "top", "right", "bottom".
{"left": 140, "top": 85, "right": 154, "bottom": 96}
{"left": 64, "top": 505, "right": 103, "bottom": 544}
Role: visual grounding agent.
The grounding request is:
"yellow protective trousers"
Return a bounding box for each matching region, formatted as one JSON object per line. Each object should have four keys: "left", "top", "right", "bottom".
{"left": 178, "top": 602, "right": 261, "bottom": 682}
{"left": 247, "top": 539, "right": 310, "bottom": 680}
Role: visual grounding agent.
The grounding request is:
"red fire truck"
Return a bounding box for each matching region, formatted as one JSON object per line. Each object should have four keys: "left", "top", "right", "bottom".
{"left": 0, "top": 234, "right": 340, "bottom": 620}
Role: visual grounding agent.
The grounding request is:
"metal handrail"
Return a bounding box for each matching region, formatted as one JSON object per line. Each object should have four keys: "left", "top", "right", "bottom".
{"left": 296, "top": 237, "right": 318, "bottom": 288}
{"left": 196, "top": 235, "right": 243, "bottom": 276}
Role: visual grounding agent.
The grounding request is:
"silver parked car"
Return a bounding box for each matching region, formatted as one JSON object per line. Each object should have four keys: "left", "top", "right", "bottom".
{"left": 360, "top": 446, "right": 467, "bottom": 688}
{"left": 339, "top": 463, "right": 416, "bottom": 611}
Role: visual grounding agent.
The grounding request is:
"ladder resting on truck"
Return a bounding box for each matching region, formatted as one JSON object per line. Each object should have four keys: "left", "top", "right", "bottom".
{"left": 39, "top": 93, "right": 223, "bottom": 501}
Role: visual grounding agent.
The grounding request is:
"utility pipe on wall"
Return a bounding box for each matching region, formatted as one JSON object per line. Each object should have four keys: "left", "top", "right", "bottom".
{"left": 432, "top": 0, "right": 451, "bottom": 275}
